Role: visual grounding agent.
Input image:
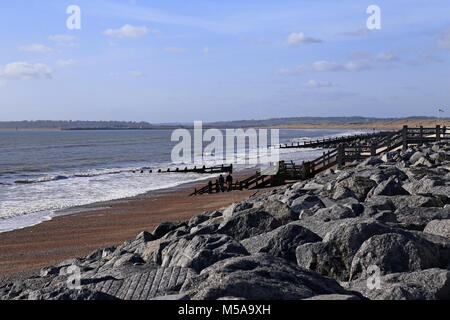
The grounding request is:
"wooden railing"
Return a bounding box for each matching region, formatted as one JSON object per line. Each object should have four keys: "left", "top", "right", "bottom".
{"left": 191, "top": 126, "right": 448, "bottom": 195}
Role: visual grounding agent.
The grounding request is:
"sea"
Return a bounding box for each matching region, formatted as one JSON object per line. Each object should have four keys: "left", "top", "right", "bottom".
{"left": 0, "top": 128, "right": 369, "bottom": 233}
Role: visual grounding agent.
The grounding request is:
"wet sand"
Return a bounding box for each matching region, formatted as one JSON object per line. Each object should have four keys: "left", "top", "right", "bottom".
{"left": 0, "top": 172, "right": 264, "bottom": 285}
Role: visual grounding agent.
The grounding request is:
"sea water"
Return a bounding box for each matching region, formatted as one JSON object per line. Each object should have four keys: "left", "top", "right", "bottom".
{"left": 0, "top": 128, "right": 368, "bottom": 232}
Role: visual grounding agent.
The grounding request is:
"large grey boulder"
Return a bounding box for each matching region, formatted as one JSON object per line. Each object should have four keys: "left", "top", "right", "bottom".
{"left": 367, "top": 177, "right": 409, "bottom": 197}
{"left": 312, "top": 204, "right": 361, "bottom": 222}
{"left": 0, "top": 277, "right": 55, "bottom": 300}
{"left": 296, "top": 242, "right": 345, "bottom": 281}
{"left": 364, "top": 196, "right": 396, "bottom": 212}
{"left": 337, "top": 176, "right": 377, "bottom": 201}
{"left": 331, "top": 186, "right": 358, "bottom": 201}
{"left": 290, "top": 195, "right": 325, "bottom": 213}
{"left": 294, "top": 217, "right": 361, "bottom": 238}
{"left": 409, "top": 151, "right": 426, "bottom": 164}
{"left": 188, "top": 211, "right": 221, "bottom": 228}
{"left": 367, "top": 195, "right": 443, "bottom": 212}
{"left": 217, "top": 209, "right": 282, "bottom": 241}
{"left": 403, "top": 177, "right": 445, "bottom": 193}
{"left": 259, "top": 200, "right": 298, "bottom": 224}
{"left": 153, "top": 221, "right": 187, "bottom": 239}
{"left": 181, "top": 254, "right": 361, "bottom": 300}
{"left": 84, "top": 267, "right": 196, "bottom": 300}
{"left": 222, "top": 202, "right": 253, "bottom": 221}
{"left": 152, "top": 234, "right": 248, "bottom": 272}
{"left": 394, "top": 207, "right": 450, "bottom": 230}
{"left": 240, "top": 223, "right": 321, "bottom": 262}
{"left": 189, "top": 216, "right": 222, "bottom": 236}
{"left": 424, "top": 219, "right": 450, "bottom": 238}
{"left": 349, "top": 233, "right": 445, "bottom": 280}
{"left": 296, "top": 220, "right": 395, "bottom": 280}
{"left": 112, "top": 231, "right": 154, "bottom": 256}
{"left": 389, "top": 195, "right": 444, "bottom": 210}
{"left": 345, "top": 268, "right": 450, "bottom": 300}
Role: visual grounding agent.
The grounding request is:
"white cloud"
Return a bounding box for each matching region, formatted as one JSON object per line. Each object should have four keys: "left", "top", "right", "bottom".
{"left": 408, "top": 53, "right": 444, "bottom": 66}
{"left": 375, "top": 52, "right": 399, "bottom": 62}
{"left": 130, "top": 71, "right": 145, "bottom": 78}
{"left": 311, "top": 61, "right": 343, "bottom": 72}
{"left": 49, "top": 34, "right": 76, "bottom": 42}
{"left": 19, "top": 44, "right": 52, "bottom": 53}
{"left": 48, "top": 34, "right": 79, "bottom": 47}
{"left": 0, "top": 62, "right": 52, "bottom": 80}
{"left": 438, "top": 28, "right": 450, "bottom": 50}
{"left": 103, "top": 24, "right": 150, "bottom": 38}
{"left": 279, "top": 52, "right": 401, "bottom": 75}
{"left": 304, "top": 80, "right": 334, "bottom": 88}
{"left": 345, "top": 60, "right": 371, "bottom": 71}
{"left": 57, "top": 59, "right": 76, "bottom": 67}
{"left": 203, "top": 46, "right": 209, "bottom": 53}
{"left": 284, "top": 32, "right": 322, "bottom": 46}
{"left": 280, "top": 60, "right": 343, "bottom": 74}
{"left": 164, "top": 47, "right": 187, "bottom": 53}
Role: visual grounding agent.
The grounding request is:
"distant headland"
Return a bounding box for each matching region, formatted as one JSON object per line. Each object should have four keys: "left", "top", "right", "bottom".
{"left": 0, "top": 116, "right": 449, "bottom": 131}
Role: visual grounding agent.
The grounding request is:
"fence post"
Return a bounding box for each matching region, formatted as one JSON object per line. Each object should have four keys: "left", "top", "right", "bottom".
{"left": 370, "top": 144, "right": 376, "bottom": 156}
{"left": 402, "top": 125, "right": 408, "bottom": 151}
{"left": 303, "top": 161, "right": 311, "bottom": 179}
{"left": 419, "top": 126, "right": 423, "bottom": 145}
{"left": 337, "top": 144, "right": 345, "bottom": 168}
{"left": 436, "top": 125, "right": 441, "bottom": 141}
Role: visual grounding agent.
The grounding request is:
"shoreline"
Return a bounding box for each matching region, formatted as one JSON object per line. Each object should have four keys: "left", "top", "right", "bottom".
{"left": 0, "top": 168, "right": 261, "bottom": 285}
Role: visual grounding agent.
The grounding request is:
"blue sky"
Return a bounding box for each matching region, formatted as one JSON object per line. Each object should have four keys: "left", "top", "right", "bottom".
{"left": 0, "top": 0, "right": 449, "bottom": 122}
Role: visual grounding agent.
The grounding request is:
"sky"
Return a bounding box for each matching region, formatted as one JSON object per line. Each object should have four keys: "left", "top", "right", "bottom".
{"left": 0, "top": 0, "right": 449, "bottom": 122}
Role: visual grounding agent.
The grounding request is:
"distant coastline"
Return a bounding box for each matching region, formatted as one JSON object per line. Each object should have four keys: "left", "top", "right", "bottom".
{"left": 0, "top": 116, "right": 448, "bottom": 131}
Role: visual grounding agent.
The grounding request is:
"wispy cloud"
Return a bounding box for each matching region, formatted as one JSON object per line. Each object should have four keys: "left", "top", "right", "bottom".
{"left": 49, "top": 34, "right": 76, "bottom": 42}
{"left": 0, "top": 62, "right": 52, "bottom": 80}
{"left": 129, "top": 71, "right": 146, "bottom": 78}
{"left": 279, "top": 52, "right": 400, "bottom": 75}
{"left": 279, "top": 60, "right": 344, "bottom": 75}
{"left": 19, "top": 44, "right": 52, "bottom": 53}
{"left": 103, "top": 24, "right": 152, "bottom": 38}
{"left": 49, "top": 34, "right": 79, "bottom": 47}
{"left": 57, "top": 59, "right": 76, "bottom": 67}
{"left": 407, "top": 53, "right": 444, "bottom": 66}
{"left": 304, "top": 80, "right": 334, "bottom": 88}
{"left": 284, "top": 32, "right": 322, "bottom": 46}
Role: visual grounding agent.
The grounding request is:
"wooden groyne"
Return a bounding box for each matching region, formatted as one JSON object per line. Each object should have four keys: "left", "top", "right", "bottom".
{"left": 191, "top": 125, "right": 448, "bottom": 195}
{"left": 277, "top": 131, "right": 392, "bottom": 149}
{"left": 136, "top": 164, "right": 233, "bottom": 174}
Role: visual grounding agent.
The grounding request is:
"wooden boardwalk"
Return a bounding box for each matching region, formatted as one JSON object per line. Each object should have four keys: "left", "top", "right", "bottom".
{"left": 191, "top": 125, "right": 448, "bottom": 196}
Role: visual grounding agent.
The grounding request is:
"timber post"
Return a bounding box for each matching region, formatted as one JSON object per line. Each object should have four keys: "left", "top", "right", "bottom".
{"left": 402, "top": 125, "right": 408, "bottom": 151}
{"left": 337, "top": 144, "right": 345, "bottom": 168}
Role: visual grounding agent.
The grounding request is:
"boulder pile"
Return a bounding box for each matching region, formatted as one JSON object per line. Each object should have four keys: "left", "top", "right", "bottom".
{"left": 1, "top": 141, "right": 450, "bottom": 300}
